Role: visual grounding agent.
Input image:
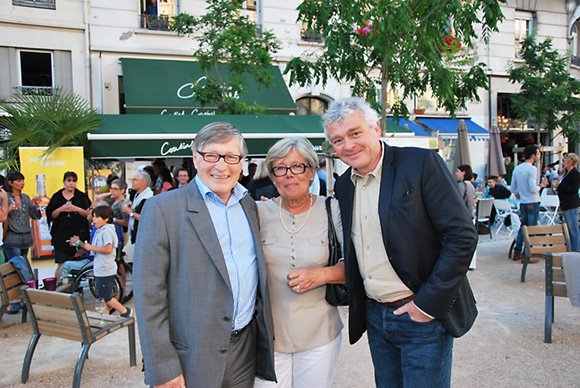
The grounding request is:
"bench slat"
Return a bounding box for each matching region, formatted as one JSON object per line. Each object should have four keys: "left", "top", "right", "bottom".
{"left": 36, "top": 320, "right": 86, "bottom": 342}
{"left": 528, "top": 235, "right": 567, "bottom": 246}
{"left": 32, "top": 305, "right": 79, "bottom": 325}
{"left": 553, "top": 283, "right": 568, "bottom": 297}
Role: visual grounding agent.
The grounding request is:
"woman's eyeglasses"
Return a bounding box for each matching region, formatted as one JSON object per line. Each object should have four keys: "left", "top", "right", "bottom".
{"left": 271, "top": 163, "right": 311, "bottom": 177}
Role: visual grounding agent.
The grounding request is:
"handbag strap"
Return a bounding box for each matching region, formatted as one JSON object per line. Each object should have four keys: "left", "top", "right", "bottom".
{"left": 325, "top": 196, "right": 342, "bottom": 265}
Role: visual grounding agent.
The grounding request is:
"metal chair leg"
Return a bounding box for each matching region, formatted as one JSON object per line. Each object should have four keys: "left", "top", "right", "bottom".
{"left": 73, "top": 344, "right": 91, "bottom": 388}
{"left": 508, "top": 239, "right": 516, "bottom": 259}
{"left": 21, "top": 333, "right": 41, "bottom": 383}
{"left": 521, "top": 256, "right": 529, "bottom": 283}
{"left": 545, "top": 295, "right": 553, "bottom": 343}
{"left": 21, "top": 303, "right": 28, "bottom": 323}
{"left": 128, "top": 322, "right": 137, "bottom": 366}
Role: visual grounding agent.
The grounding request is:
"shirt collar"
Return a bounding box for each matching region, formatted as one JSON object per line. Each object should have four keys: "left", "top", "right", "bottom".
{"left": 194, "top": 175, "right": 248, "bottom": 205}
{"left": 350, "top": 141, "right": 385, "bottom": 185}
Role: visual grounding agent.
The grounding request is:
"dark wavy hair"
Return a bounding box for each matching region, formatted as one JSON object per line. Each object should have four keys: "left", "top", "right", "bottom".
{"left": 457, "top": 165, "right": 473, "bottom": 181}
{"left": 4, "top": 171, "right": 25, "bottom": 192}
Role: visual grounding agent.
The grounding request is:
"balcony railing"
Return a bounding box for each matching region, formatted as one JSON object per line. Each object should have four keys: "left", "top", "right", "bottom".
{"left": 301, "top": 29, "right": 324, "bottom": 43}
{"left": 13, "top": 86, "right": 55, "bottom": 96}
{"left": 571, "top": 55, "right": 580, "bottom": 67}
{"left": 12, "top": 0, "right": 55, "bottom": 9}
{"left": 140, "top": 14, "right": 173, "bottom": 31}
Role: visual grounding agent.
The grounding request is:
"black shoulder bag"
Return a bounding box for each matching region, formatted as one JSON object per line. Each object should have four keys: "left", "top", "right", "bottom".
{"left": 325, "top": 197, "right": 349, "bottom": 306}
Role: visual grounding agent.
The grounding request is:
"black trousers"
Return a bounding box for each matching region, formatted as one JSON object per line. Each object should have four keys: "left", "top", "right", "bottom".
{"left": 222, "top": 318, "right": 257, "bottom": 388}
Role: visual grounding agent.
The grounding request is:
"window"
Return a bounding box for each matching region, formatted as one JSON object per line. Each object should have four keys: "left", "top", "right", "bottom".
{"left": 515, "top": 11, "right": 534, "bottom": 59}
{"left": 296, "top": 96, "right": 328, "bottom": 115}
{"left": 301, "top": 22, "right": 324, "bottom": 43}
{"left": 497, "top": 93, "right": 527, "bottom": 130}
{"left": 141, "top": 0, "right": 177, "bottom": 31}
{"left": 12, "top": 0, "right": 55, "bottom": 10}
{"left": 18, "top": 51, "right": 54, "bottom": 95}
{"left": 571, "top": 23, "right": 580, "bottom": 67}
{"left": 242, "top": 0, "right": 258, "bottom": 25}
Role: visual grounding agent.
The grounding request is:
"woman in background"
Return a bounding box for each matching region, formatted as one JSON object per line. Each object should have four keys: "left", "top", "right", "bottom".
{"left": 3, "top": 171, "right": 41, "bottom": 260}
{"left": 456, "top": 165, "right": 476, "bottom": 218}
{"left": 46, "top": 171, "right": 91, "bottom": 278}
{"left": 554, "top": 153, "right": 580, "bottom": 251}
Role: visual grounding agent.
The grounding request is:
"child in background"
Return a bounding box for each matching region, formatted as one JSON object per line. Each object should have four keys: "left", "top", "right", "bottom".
{"left": 70, "top": 205, "right": 132, "bottom": 317}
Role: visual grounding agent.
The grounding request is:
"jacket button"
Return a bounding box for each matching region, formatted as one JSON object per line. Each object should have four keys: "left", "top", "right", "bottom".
{"left": 224, "top": 316, "right": 231, "bottom": 322}
{"left": 220, "top": 348, "right": 227, "bottom": 354}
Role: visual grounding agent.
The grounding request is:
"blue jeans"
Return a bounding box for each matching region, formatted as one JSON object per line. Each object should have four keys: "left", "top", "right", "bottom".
{"left": 366, "top": 299, "right": 453, "bottom": 388}
{"left": 563, "top": 208, "right": 580, "bottom": 251}
{"left": 3, "top": 247, "right": 29, "bottom": 261}
{"left": 515, "top": 202, "right": 540, "bottom": 253}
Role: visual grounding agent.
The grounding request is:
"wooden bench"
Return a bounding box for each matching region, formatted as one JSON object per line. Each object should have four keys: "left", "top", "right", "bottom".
{"left": 544, "top": 252, "right": 578, "bottom": 343}
{"left": 20, "top": 287, "right": 136, "bottom": 388}
{"left": 0, "top": 262, "right": 29, "bottom": 323}
{"left": 521, "top": 224, "right": 570, "bottom": 283}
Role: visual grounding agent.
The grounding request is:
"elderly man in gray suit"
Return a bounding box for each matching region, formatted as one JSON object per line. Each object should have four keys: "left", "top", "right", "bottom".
{"left": 134, "top": 122, "right": 276, "bottom": 388}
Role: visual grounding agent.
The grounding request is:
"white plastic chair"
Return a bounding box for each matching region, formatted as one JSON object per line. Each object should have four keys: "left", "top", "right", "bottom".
{"left": 476, "top": 198, "right": 495, "bottom": 239}
{"left": 493, "top": 199, "right": 520, "bottom": 236}
{"left": 539, "top": 191, "right": 560, "bottom": 226}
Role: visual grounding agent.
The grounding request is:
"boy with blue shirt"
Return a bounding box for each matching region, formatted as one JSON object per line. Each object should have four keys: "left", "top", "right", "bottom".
{"left": 71, "top": 206, "right": 132, "bottom": 317}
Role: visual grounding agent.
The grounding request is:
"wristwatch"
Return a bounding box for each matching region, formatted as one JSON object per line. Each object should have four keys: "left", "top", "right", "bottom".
{"left": 130, "top": 212, "right": 134, "bottom": 218}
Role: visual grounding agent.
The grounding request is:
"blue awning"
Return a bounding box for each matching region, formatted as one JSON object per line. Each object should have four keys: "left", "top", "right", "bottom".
{"left": 416, "top": 118, "right": 488, "bottom": 135}
{"left": 389, "top": 117, "right": 431, "bottom": 136}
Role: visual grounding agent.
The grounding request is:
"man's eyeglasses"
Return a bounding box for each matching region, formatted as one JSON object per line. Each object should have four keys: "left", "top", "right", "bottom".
{"left": 197, "top": 151, "right": 242, "bottom": 164}
{"left": 271, "top": 163, "right": 311, "bottom": 177}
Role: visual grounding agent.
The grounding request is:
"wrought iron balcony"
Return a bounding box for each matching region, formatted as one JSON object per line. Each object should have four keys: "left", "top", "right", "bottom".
{"left": 13, "top": 86, "right": 55, "bottom": 96}
{"left": 140, "top": 14, "right": 173, "bottom": 31}
{"left": 12, "top": 0, "right": 55, "bottom": 9}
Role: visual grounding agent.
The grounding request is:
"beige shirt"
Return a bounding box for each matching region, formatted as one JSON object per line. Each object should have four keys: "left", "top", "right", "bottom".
{"left": 351, "top": 143, "right": 413, "bottom": 303}
{"left": 257, "top": 196, "right": 343, "bottom": 353}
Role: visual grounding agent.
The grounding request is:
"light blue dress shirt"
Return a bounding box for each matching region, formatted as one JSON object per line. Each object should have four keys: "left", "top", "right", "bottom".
{"left": 194, "top": 175, "right": 258, "bottom": 331}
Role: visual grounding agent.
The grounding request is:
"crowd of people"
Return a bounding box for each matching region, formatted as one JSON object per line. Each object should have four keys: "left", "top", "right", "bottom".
{"left": 1, "top": 97, "right": 579, "bottom": 388}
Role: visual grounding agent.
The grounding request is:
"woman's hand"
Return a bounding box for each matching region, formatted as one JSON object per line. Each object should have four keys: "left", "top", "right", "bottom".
{"left": 287, "top": 267, "right": 327, "bottom": 294}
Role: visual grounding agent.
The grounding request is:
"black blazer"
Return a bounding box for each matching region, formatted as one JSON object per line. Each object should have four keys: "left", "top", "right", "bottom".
{"left": 335, "top": 143, "right": 478, "bottom": 343}
{"left": 557, "top": 168, "right": 580, "bottom": 211}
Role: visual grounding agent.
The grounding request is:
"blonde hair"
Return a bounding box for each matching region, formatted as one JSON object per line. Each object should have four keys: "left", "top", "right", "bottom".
{"left": 564, "top": 153, "right": 579, "bottom": 167}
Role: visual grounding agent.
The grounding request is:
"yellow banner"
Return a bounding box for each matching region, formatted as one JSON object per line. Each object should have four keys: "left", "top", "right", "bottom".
{"left": 18, "top": 147, "right": 85, "bottom": 198}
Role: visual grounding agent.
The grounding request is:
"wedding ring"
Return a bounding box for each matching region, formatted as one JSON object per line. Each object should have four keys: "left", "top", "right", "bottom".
{"left": 295, "top": 285, "right": 300, "bottom": 293}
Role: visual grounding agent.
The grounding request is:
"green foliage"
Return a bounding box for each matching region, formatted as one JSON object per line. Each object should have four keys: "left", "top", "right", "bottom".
{"left": 0, "top": 89, "right": 102, "bottom": 170}
{"left": 508, "top": 31, "right": 580, "bottom": 144}
{"left": 172, "top": 0, "right": 281, "bottom": 114}
{"left": 286, "top": 0, "right": 505, "bottom": 134}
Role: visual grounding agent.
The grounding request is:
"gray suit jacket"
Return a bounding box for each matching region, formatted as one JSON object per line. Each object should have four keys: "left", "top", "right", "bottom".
{"left": 133, "top": 183, "right": 276, "bottom": 387}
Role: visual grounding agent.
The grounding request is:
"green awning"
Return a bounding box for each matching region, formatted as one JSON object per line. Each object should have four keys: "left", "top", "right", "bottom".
{"left": 88, "top": 114, "right": 409, "bottom": 159}
{"left": 121, "top": 58, "right": 297, "bottom": 115}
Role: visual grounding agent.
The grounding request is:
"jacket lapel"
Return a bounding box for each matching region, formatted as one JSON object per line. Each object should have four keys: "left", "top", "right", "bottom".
{"left": 185, "top": 183, "right": 232, "bottom": 291}
{"left": 378, "top": 143, "right": 395, "bottom": 249}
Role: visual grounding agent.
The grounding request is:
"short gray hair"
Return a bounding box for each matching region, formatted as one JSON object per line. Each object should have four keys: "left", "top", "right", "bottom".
{"left": 111, "top": 178, "right": 127, "bottom": 191}
{"left": 135, "top": 171, "right": 151, "bottom": 187}
{"left": 265, "top": 137, "right": 318, "bottom": 177}
{"left": 192, "top": 122, "right": 248, "bottom": 157}
{"left": 321, "top": 97, "right": 379, "bottom": 139}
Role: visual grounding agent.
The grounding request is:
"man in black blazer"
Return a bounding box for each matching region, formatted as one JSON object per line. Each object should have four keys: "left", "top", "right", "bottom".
{"left": 324, "top": 97, "right": 478, "bottom": 388}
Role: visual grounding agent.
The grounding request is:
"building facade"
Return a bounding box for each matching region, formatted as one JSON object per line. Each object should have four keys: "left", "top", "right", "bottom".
{"left": 1, "top": 0, "right": 578, "bottom": 163}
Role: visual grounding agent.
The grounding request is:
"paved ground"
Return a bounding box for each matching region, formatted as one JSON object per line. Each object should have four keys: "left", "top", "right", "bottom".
{"left": 1, "top": 232, "right": 580, "bottom": 387}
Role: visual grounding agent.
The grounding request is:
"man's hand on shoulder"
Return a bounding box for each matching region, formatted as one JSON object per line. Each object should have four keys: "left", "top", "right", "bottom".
{"left": 155, "top": 374, "right": 185, "bottom": 388}
{"left": 393, "top": 301, "right": 433, "bottom": 323}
